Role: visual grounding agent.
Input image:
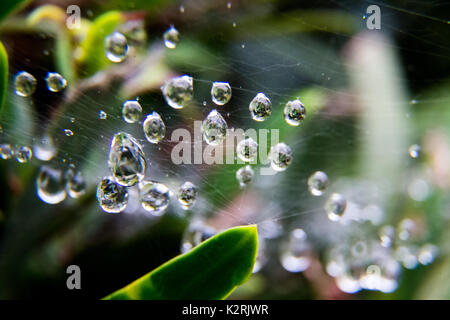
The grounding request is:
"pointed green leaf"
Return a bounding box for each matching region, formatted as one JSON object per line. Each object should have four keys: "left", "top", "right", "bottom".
{"left": 0, "top": 41, "right": 8, "bottom": 111}
{"left": 104, "top": 225, "right": 258, "bottom": 300}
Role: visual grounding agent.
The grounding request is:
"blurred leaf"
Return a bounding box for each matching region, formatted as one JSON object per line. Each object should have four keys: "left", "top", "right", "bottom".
{"left": 0, "top": 41, "right": 7, "bottom": 111}
{"left": 26, "top": 4, "right": 66, "bottom": 25}
{"left": 104, "top": 225, "right": 258, "bottom": 300}
{"left": 0, "top": 0, "right": 30, "bottom": 22}
{"left": 26, "top": 5, "right": 76, "bottom": 84}
{"left": 78, "top": 11, "right": 125, "bottom": 77}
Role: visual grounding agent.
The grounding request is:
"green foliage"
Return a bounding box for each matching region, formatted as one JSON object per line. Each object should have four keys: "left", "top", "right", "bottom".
{"left": 0, "top": 0, "right": 30, "bottom": 22}
{"left": 104, "top": 225, "right": 258, "bottom": 300}
{"left": 78, "top": 11, "right": 124, "bottom": 76}
{"left": 0, "top": 41, "right": 7, "bottom": 111}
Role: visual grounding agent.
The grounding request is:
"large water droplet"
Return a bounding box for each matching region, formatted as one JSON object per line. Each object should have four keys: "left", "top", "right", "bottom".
{"left": 178, "top": 181, "right": 197, "bottom": 210}
{"left": 161, "top": 75, "right": 193, "bottom": 109}
{"left": 14, "top": 145, "right": 32, "bottom": 163}
{"left": 284, "top": 99, "right": 306, "bottom": 126}
{"left": 181, "top": 220, "right": 216, "bottom": 253}
{"left": 36, "top": 166, "right": 67, "bottom": 204}
{"left": 65, "top": 165, "right": 86, "bottom": 198}
{"left": 14, "top": 71, "right": 37, "bottom": 97}
{"left": 325, "top": 193, "right": 347, "bottom": 221}
{"left": 64, "top": 129, "right": 73, "bottom": 137}
{"left": 201, "top": 109, "right": 227, "bottom": 145}
{"left": 45, "top": 72, "right": 67, "bottom": 92}
{"left": 280, "top": 228, "right": 311, "bottom": 273}
{"left": 236, "top": 137, "right": 258, "bottom": 162}
{"left": 163, "top": 26, "right": 179, "bottom": 49}
{"left": 139, "top": 180, "right": 171, "bottom": 215}
{"left": 105, "top": 32, "right": 128, "bottom": 63}
{"left": 307, "top": 171, "right": 328, "bottom": 196}
{"left": 0, "top": 143, "right": 12, "bottom": 160}
{"left": 211, "top": 81, "right": 232, "bottom": 105}
{"left": 96, "top": 177, "right": 128, "bottom": 213}
{"left": 143, "top": 112, "right": 166, "bottom": 144}
{"left": 268, "top": 142, "right": 292, "bottom": 171}
{"left": 249, "top": 93, "right": 271, "bottom": 121}
{"left": 108, "top": 132, "right": 146, "bottom": 187}
{"left": 122, "top": 100, "right": 142, "bottom": 123}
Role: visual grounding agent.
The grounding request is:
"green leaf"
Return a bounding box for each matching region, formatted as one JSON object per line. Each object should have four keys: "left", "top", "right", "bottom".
{"left": 104, "top": 225, "right": 258, "bottom": 300}
{"left": 78, "top": 11, "right": 124, "bottom": 77}
{"left": 0, "top": 0, "right": 30, "bottom": 22}
{"left": 0, "top": 41, "right": 7, "bottom": 111}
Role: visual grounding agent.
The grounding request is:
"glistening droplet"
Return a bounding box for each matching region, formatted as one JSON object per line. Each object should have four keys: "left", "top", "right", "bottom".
{"left": 108, "top": 132, "right": 146, "bottom": 187}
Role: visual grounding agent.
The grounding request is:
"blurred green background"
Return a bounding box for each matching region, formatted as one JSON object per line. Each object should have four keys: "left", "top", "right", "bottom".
{"left": 0, "top": 0, "right": 449, "bottom": 299}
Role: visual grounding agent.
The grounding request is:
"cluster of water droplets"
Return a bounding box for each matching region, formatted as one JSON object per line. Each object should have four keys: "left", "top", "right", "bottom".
{"left": 14, "top": 71, "right": 67, "bottom": 97}
{"left": 36, "top": 164, "right": 87, "bottom": 205}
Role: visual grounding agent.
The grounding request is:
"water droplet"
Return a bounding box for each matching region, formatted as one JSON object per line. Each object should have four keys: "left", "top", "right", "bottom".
{"left": 64, "top": 129, "right": 73, "bottom": 136}
{"left": 418, "top": 244, "right": 439, "bottom": 265}
{"left": 122, "top": 100, "right": 142, "bottom": 123}
{"left": 284, "top": 99, "right": 306, "bottom": 126}
{"left": 395, "top": 245, "right": 418, "bottom": 269}
{"left": 241, "top": 43, "right": 245, "bottom": 49}
{"left": 45, "top": 72, "right": 67, "bottom": 92}
{"left": 139, "top": 180, "right": 171, "bottom": 215}
{"left": 408, "top": 144, "right": 421, "bottom": 158}
{"left": 69, "top": 117, "right": 76, "bottom": 123}
{"left": 36, "top": 166, "right": 67, "bottom": 204}
{"left": 397, "top": 218, "right": 415, "bottom": 241}
{"left": 0, "top": 144, "right": 12, "bottom": 159}
{"left": 280, "top": 228, "right": 311, "bottom": 273}
{"left": 142, "top": 112, "right": 166, "bottom": 144}
{"left": 232, "top": 22, "right": 237, "bottom": 28}
{"left": 96, "top": 177, "right": 128, "bottom": 213}
{"left": 236, "top": 137, "right": 258, "bottom": 162}
{"left": 105, "top": 32, "right": 128, "bottom": 63}
{"left": 161, "top": 75, "right": 193, "bottom": 109}
{"left": 14, "top": 145, "right": 32, "bottom": 163}
{"left": 118, "top": 20, "right": 147, "bottom": 46}
{"left": 268, "top": 142, "right": 292, "bottom": 171}
{"left": 211, "top": 81, "right": 232, "bottom": 105}
{"left": 98, "top": 110, "right": 107, "bottom": 119}
{"left": 249, "top": 93, "right": 272, "bottom": 121}
{"left": 33, "top": 135, "right": 56, "bottom": 161}
{"left": 379, "top": 225, "right": 395, "bottom": 248}
{"left": 163, "top": 26, "right": 179, "bottom": 49}
{"left": 236, "top": 165, "right": 254, "bottom": 188}
{"left": 181, "top": 220, "right": 216, "bottom": 253}
{"left": 109, "top": 132, "right": 146, "bottom": 187}
{"left": 227, "top": 2, "right": 232, "bottom": 9}
{"left": 201, "top": 109, "right": 227, "bottom": 145}
{"left": 65, "top": 165, "right": 86, "bottom": 198}
{"left": 178, "top": 181, "right": 198, "bottom": 209}
{"left": 14, "top": 71, "right": 37, "bottom": 97}
{"left": 307, "top": 171, "right": 328, "bottom": 196}
{"left": 179, "top": 5, "right": 185, "bottom": 13}
{"left": 325, "top": 193, "right": 347, "bottom": 221}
